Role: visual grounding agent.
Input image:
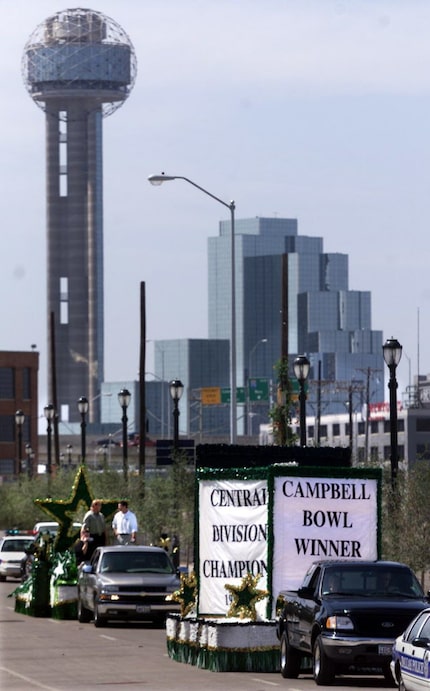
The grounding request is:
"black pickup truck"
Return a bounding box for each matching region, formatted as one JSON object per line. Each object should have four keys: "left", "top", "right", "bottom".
{"left": 276, "top": 560, "right": 429, "bottom": 685}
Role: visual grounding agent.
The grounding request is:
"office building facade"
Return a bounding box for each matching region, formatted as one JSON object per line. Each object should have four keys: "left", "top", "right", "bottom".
{"left": 154, "top": 339, "right": 230, "bottom": 438}
{"left": 261, "top": 403, "right": 430, "bottom": 470}
{"left": 0, "top": 350, "right": 39, "bottom": 478}
{"left": 208, "top": 217, "right": 383, "bottom": 433}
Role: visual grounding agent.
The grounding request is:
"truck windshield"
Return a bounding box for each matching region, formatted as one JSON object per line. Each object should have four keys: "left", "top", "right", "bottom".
{"left": 322, "top": 566, "right": 423, "bottom": 598}
{"left": 100, "top": 551, "right": 174, "bottom": 574}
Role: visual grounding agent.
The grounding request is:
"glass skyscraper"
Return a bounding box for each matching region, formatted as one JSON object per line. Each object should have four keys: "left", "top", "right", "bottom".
{"left": 156, "top": 216, "right": 383, "bottom": 437}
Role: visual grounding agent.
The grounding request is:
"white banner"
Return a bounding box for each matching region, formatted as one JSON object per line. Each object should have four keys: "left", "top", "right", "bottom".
{"left": 272, "top": 475, "right": 378, "bottom": 598}
{"left": 198, "top": 478, "right": 268, "bottom": 616}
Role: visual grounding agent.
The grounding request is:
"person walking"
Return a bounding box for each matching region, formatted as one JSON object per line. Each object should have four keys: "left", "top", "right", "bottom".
{"left": 112, "top": 500, "right": 138, "bottom": 545}
{"left": 83, "top": 499, "right": 106, "bottom": 559}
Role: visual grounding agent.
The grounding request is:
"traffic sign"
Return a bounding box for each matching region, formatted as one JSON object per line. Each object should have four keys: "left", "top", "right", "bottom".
{"left": 221, "top": 387, "right": 245, "bottom": 404}
{"left": 201, "top": 387, "right": 221, "bottom": 405}
{"left": 248, "top": 378, "right": 269, "bottom": 401}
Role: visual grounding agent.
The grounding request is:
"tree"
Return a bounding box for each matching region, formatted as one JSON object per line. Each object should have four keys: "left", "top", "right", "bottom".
{"left": 269, "top": 357, "right": 297, "bottom": 445}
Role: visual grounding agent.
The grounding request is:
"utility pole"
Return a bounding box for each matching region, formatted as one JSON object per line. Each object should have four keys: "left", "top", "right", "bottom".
{"left": 356, "top": 367, "right": 382, "bottom": 462}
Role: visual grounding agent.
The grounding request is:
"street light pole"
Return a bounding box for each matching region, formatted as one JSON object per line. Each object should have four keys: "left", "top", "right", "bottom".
{"left": 77, "top": 396, "right": 89, "bottom": 464}
{"left": 169, "top": 379, "right": 184, "bottom": 454}
{"left": 148, "top": 173, "right": 237, "bottom": 443}
{"left": 15, "top": 410, "right": 24, "bottom": 477}
{"left": 118, "top": 388, "right": 131, "bottom": 482}
{"left": 382, "top": 337, "right": 403, "bottom": 488}
{"left": 44, "top": 403, "right": 55, "bottom": 482}
{"left": 293, "top": 355, "right": 311, "bottom": 447}
{"left": 248, "top": 338, "right": 268, "bottom": 436}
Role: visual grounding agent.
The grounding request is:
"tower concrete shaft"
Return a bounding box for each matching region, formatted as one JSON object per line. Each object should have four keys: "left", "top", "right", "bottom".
{"left": 22, "top": 9, "right": 136, "bottom": 423}
{"left": 46, "top": 100, "right": 103, "bottom": 423}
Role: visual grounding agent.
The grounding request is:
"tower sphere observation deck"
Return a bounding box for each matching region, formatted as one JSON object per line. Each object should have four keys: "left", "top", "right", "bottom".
{"left": 22, "top": 7, "right": 137, "bottom": 116}
{"left": 21, "top": 8, "right": 136, "bottom": 425}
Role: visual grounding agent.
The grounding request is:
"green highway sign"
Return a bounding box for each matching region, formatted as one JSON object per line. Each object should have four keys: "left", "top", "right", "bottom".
{"left": 221, "top": 387, "right": 245, "bottom": 404}
{"left": 248, "top": 378, "right": 269, "bottom": 402}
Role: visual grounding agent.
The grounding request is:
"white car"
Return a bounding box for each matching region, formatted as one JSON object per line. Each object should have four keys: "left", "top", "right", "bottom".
{"left": 391, "top": 606, "right": 430, "bottom": 690}
{"left": 33, "top": 521, "right": 81, "bottom": 538}
{"left": 0, "top": 534, "right": 35, "bottom": 581}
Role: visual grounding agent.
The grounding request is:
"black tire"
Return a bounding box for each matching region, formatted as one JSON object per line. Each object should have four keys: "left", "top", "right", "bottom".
{"left": 280, "top": 631, "right": 301, "bottom": 678}
{"left": 313, "top": 636, "right": 335, "bottom": 686}
{"left": 382, "top": 662, "right": 396, "bottom": 687}
{"left": 93, "top": 603, "right": 107, "bottom": 628}
{"left": 77, "top": 595, "right": 92, "bottom": 623}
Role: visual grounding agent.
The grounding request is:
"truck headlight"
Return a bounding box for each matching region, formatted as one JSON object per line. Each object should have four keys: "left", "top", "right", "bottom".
{"left": 326, "top": 615, "right": 354, "bottom": 630}
{"left": 99, "top": 586, "right": 119, "bottom": 601}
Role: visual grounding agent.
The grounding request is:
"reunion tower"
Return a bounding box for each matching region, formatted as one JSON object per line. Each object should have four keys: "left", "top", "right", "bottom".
{"left": 22, "top": 8, "right": 136, "bottom": 423}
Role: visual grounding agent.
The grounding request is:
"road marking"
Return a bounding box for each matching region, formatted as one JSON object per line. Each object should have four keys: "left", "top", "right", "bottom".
{"left": 0, "top": 666, "right": 59, "bottom": 690}
{"left": 100, "top": 634, "right": 117, "bottom": 640}
{"left": 251, "top": 678, "right": 280, "bottom": 686}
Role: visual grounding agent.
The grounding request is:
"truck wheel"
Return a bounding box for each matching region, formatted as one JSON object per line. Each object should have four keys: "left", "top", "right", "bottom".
{"left": 313, "top": 636, "right": 335, "bottom": 685}
{"left": 94, "top": 603, "right": 107, "bottom": 628}
{"left": 77, "top": 595, "right": 92, "bottom": 623}
{"left": 280, "top": 631, "right": 301, "bottom": 678}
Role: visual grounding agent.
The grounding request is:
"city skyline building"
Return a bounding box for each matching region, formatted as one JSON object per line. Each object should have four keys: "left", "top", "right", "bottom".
{"left": 154, "top": 338, "right": 230, "bottom": 438}
{"left": 22, "top": 8, "right": 136, "bottom": 424}
{"left": 155, "top": 216, "right": 384, "bottom": 438}
{"left": 212, "top": 217, "right": 383, "bottom": 431}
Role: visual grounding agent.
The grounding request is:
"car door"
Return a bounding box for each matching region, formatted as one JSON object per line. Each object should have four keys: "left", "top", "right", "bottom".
{"left": 81, "top": 549, "right": 101, "bottom": 607}
{"left": 398, "top": 612, "right": 430, "bottom": 691}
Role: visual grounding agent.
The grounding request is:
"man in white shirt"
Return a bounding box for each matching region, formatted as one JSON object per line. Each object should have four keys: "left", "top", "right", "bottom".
{"left": 112, "top": 500, "right": 138, "bottom": 545}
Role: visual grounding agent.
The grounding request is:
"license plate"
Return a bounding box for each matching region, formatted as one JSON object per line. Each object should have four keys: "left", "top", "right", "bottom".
{"left": 379, "top": 645, "right": 392, "bottom": 656}
{"left": 136, "top": 605, "right": 151, "bottom": 614}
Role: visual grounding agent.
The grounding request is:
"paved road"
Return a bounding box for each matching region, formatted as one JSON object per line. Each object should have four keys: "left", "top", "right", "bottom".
{"left": 0, "top": 581, "right": 391, "bottom": 691}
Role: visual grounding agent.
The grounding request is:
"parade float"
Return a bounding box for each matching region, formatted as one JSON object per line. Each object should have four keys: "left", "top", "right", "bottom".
{"left": 13, "top": 465, "right": 120, "bottom": 619}
{"left": 166, "top": 445, "right": 381, "bottom": 672}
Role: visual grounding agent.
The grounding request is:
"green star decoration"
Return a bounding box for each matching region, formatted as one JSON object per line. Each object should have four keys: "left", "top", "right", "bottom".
{"left": 225, "top": 573, "right": 269, "bottom": 621}
{"left": 171, "top": 571, "right": 198, "bottom": 617}
{"left": 34, "top": 465, "right": 120, "bottom": 553}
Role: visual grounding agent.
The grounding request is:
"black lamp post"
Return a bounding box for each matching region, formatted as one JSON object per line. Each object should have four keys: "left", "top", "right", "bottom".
{"left": 118, "top": 388, "right": 131, "bottom": 482}
{"left": 15, "top": 410, "right": 24, "bottom": 477}
{"left": 293, "top": 355, "right": 311, "bottom": 447}
{"left": 44, "top": 403, "right": 55, "bottom": 480}
{"left": 383, "top": 337, "right": 403, "bottom": 488}
{"left": 78, "top": 396, "right": 89, "bottom": 464}
{"left": 169, "top": 379, "right": 184, "bottom": 453}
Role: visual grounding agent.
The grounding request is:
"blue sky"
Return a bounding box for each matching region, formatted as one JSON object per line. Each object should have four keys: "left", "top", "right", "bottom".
{"left": 1, "top": 0, "right": 430, "bottom": 411}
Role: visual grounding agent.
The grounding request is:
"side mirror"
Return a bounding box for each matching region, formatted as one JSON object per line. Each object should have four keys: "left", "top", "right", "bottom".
{"left": 412, "top": 637, "right": 430, "bottom": 649}
{"left": 81, "top": 563, "right": 93, "bottom": 574}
